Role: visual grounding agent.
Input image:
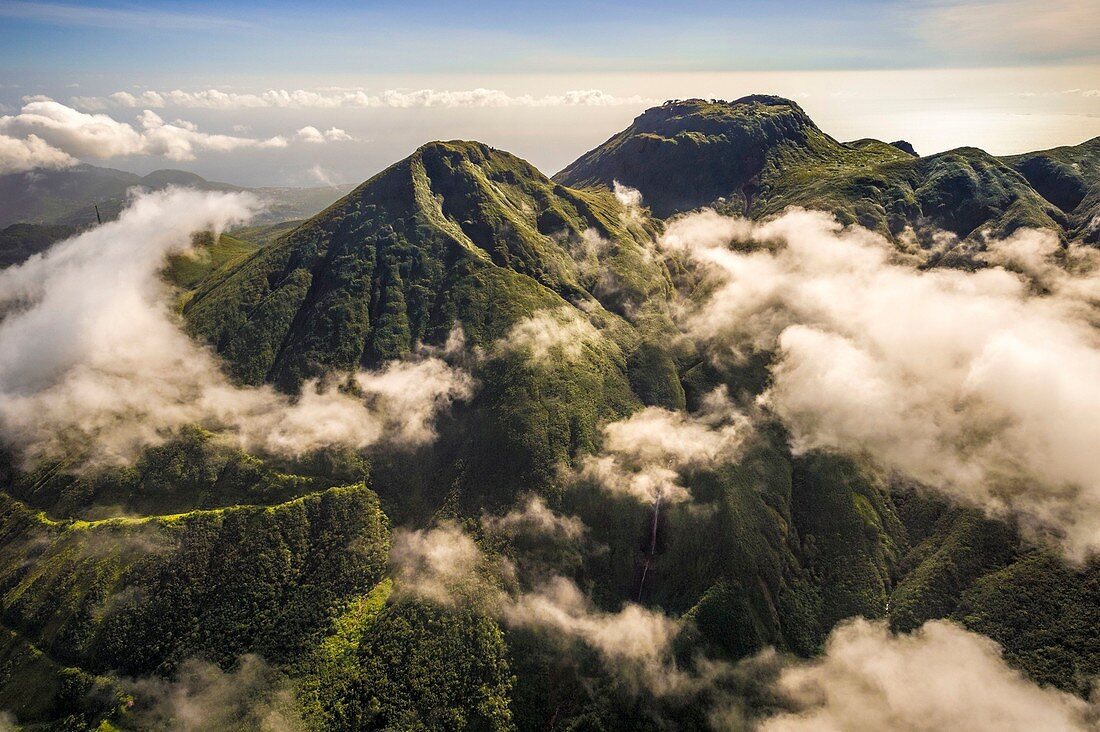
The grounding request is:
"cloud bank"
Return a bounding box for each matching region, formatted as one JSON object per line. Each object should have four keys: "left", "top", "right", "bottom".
{"left": 0, "top": 100, "right": 350, "bottom": 166}
{"left": 0, "top": 187, "right": 472, "bottom": 465}
{"left": 0, "top": 132, "right": 75, "bottom": 173}
{"left": 662, "top": 207, "right": 1100, "bottom": 558}
{"left": 760, "top": 618, "right": 1096, "bottom": 732}
{"left": 72, "top": 87, "right": 655, "bottom": 111}
{"left": 0, "top": 100, "right": 288, "bottom": 161}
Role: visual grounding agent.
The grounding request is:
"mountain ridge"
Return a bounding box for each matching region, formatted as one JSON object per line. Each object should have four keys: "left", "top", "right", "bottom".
{"left": 556, "top": 95, "right": 1097, "bottom": 252}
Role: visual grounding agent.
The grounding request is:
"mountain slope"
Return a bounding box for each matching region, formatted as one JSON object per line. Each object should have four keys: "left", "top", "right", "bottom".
{"left": 4, "top": 115, "right": 1100, "bottom": 729}
{"left": 181, "top": 139, "right": 906, "bottom": 667}
{"left": 184, "top": 139, "right": 671, "bottom": 388}
{"left": 555, "top": 95, "right": 887, "bottom": 219}
{"left": 1005, "top": 136, "right": 1100, "bottom": 243}
{"left": 556, "top": 95, "right": 1073, "bottom": 247}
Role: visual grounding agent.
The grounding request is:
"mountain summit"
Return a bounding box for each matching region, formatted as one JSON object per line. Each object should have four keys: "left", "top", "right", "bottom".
{"left": 185, "top": 139, "right": 669, "bottom": 389}
{"left": 557, "top": 95, "right": 1086, "bottom": 248}
{"left": 556, "top": 95, "right": 850, "bottom": 218}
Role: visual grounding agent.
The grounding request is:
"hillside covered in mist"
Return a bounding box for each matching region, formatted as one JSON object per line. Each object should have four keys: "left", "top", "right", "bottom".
{"left": 0, "top": 95, "right": 1099, "bottom": 731}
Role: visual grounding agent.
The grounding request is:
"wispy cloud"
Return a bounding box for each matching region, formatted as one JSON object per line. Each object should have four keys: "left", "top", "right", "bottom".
{"left": 0, "top": 188, "right": 474, "bottom": 466}
{"left": 71, "top": 87, "right": 656, "bottom": 111}
{"left": 0, "top": 0, "right": 252, "bottom": 31}
{"left": 919, "top": 0, "right": 1100, "bottom": 61}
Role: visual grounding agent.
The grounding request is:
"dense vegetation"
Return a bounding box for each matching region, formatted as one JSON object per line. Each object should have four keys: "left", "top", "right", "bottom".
{"left": 1, "top": 99, "right": 1098, "bottom": 729}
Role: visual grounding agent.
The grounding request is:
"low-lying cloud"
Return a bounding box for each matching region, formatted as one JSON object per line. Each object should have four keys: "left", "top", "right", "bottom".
{"left": 760, "top": 618, "right": 1097, "bottom": 732}
{"left": 125, "top": 654, "right": 302, "bottom": 731}
{"left": 0, "top": 187, "right": 472, "bottom": 466}
{"left": 389, "top": 523, "right": 487, "bottom": 606}
{"left": 387, "top": 518, "right": 716, "bottom": 697}
{"left": 662, "top": 207, "right": 1100, "bottom": 558}
{"left": 578, "top": 387, "right": 753, "bottom": 503}
{"left": 72, "top": 87, "right": 655, "bottom": 111}
{"left": 0, "top": 132, "right": 75, "bottom": 173}
{"left": 388, "top": 519, "right": 1092, "bottom": 729}
{"left": 497, "top": 306, "right": 605, "bottom": 363}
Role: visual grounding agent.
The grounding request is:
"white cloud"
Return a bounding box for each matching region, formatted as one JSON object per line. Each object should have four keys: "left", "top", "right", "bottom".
{"left": 296, "top": 125, "right": 354, "bottom": 144}
{"left": 0, "top": 132, "right": 75, "bottom": 173}
{"left": 482, "top": 496, "right": 587, "bottom": 541}
{"left": 388, "top": 520, "right": 1096, "bottom": 724}
{"left": 497, "top": 307, "right": 605, "bottom": 363}
{"left": 125, "top": 654, "right": 300, "bottom": 731}
{"left": 612, "top": 180, "right": 643, "bottom": 209}
{"left": 0, "top": 188, "right": 472, "bottom": 466}
{"left": 662, "top": 208, "right": 1100, "bottom": 558}
{"left": 389, "top": 520, "right": 713, "bottom": 697}
{"left": 308, "top": 163, "right": 340, "bottom": 188}
{"left": 578, "top": 387, "right": 753, "bottom": 503}
{"left": 71, "top": 87, "right": 656, "bottom": 111}
{"left": 500, "top": 575, "right": 690, "bottom": 694}
{"left": 389, "top": 523, "right": 487, "bottom": 606}
{"left": 0, "top": 100, "right": 289, "bottom": 161}
{"left": 760, "top": 618, "right": 1096, "bottom": 732}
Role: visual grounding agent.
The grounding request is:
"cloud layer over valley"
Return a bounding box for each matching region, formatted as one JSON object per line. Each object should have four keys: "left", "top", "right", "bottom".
{"left": 661, "top": 208, "right": 1100, "bottom": 558}
{"left": 0, "top": 188, "right": 472, "bottom": 466}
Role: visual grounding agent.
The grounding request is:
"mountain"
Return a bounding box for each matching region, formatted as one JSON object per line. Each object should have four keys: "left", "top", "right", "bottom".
{"left": 0, "top": 222, "right": 77, "bottom": 268}
{"left": 556, "top": 95, "right": 1088, "bottom": 250}
{"left": 1005, "top": 136, "right": 1100, "bottom": 243}
{"left": 183, "top": 139, "right": 679, "bottom": 518}
{"left": 2, "top": 108, "right": 1099, "bottom": 730}
{"left": 0, "top": 163, "right": 352, "bottom": 229}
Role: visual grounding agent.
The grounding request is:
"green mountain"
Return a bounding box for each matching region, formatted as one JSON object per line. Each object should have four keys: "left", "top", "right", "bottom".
{"left": 0, "top": 222, "right": 78, "bottom": 268}
{"left": 556, "top": 95, "right": 1087, "bottom": 249}
{"left": 2, "top": 108, "right": 1099, "bottom": 730}
{"left": 1005, "top": 136, "right": 1100, "bottom": 243}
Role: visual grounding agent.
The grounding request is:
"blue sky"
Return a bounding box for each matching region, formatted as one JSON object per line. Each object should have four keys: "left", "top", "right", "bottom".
{"left": 0, "top": 0, "right": 1097, "bottom": 185}
{"left": 2, "top": 0, "right": 1095, "bottom": 75}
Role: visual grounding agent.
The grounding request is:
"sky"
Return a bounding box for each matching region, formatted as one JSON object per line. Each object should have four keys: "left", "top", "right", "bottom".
{"left": 0, "top": 0, "right": 1097, "bottom": 186}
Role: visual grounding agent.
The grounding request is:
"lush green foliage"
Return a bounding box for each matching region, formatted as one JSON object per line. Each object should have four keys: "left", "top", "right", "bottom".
{"left": 4, "top": 105, "right": 1100, "bottom": 729}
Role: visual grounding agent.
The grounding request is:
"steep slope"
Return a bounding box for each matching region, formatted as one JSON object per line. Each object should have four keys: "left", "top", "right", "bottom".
{"left": 180, "top": 140, "right": 901, "bottom": 668}
{"left": 184, "top": 139, "right": 671, "bottom": 387}
{"left": 556, "top": 96, "right": 1066, "bottom": 245}
{"left": 1004, "top": 136, "right": 1100, "bottom": 243}
{"left": 555, "top": 95, "right": 885, "bottom": 219}
{"left": 5, "top": 123, "right": 1097, "bottom": 729}
{"left": 184, "top": 140, "right": 675, "bottom": 516}
{"left": 0, "top": 222, "right": 77, "bottom": 267}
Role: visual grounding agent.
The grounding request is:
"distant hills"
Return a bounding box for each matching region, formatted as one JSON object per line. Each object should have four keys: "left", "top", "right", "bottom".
{"left": 0, "top": 163, "right": 352, "bottom": 229}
